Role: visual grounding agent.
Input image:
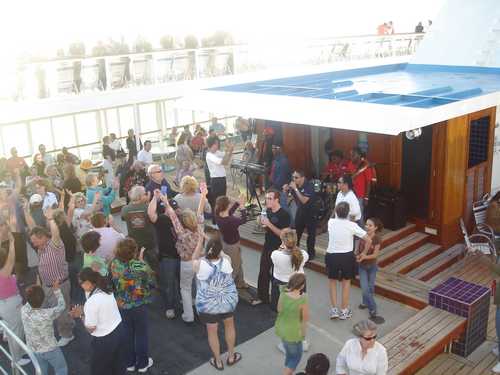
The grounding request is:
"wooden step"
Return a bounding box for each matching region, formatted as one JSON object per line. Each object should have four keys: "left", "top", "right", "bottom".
{"left": 406, "top": 246, "right": 465, "bottom": 282}
{"left": 378, "top": 232, "right": 430, "bottom": 267}
{"left": 380, "top": 223, "right": 418, "bottom": 248}
{"left": 385, "top": 243, "right": 442, "bottom": 275}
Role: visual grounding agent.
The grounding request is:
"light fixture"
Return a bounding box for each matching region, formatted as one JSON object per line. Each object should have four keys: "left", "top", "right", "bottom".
{"left": 405, "top": 128, "right": 422, "bottom": 140}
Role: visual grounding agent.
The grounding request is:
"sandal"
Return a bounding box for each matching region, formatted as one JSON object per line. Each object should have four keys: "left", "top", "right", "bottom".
{"left": 227, "top": 352, "right": 242, "bottom": 366}
{"left": 209, "top": 358, "right": 224, "bottom": 371}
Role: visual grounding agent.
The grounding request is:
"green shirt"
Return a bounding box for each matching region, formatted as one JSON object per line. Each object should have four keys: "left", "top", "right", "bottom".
{"left": 83, "top": 253, "right": 108, "bottom": 276}
{"left": 275, "top": 290, "right": 307, "bottom": 343}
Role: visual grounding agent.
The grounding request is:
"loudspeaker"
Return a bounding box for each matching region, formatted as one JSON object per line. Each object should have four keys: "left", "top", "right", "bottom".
{"left": 367, "top": 187, "right": 407, "bottom": 230}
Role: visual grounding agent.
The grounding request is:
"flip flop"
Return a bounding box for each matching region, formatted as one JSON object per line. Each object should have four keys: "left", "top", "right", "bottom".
{"left": 209, "top": 358, "right": 224, "bottom": 371}
{"left": 227, "top": 352, "right": 242, "bottom": 366}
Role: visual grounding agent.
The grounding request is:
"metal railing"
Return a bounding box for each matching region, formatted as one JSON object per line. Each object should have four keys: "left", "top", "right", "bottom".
{"left": 10, "top": 33, "right": 424, "bottom": 101}
{"left": 0, "top": 320, "right": 41, "bottom": 375}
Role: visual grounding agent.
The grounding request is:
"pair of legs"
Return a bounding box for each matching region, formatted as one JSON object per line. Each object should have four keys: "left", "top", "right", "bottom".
{"left": 35, "top": 348, "right": 68, "bottom": 375}
{"left": 91, "top": 323, "right": 126, "bottom": 375}
{"left": 282, "top": 340, "right": 303, "bottom": 375}
{"left": 295, "top": 210, "right": 318, "bottom": 259}
{"left": 206, "top": 317, "right": 236, "bottom": 368}
{"left": 328, "top": 279, "right": 351, "bottom": 310}
{"left": 120, "top": 305, "right": 149, "bottom": 370}
{"left": 0, "top": 294, "right": 25, "bottom": 362}
{"left": 222, "top": 241, "right": 247, "bottom": 289}
{"left": 257, "top": 247, "right": 273, "bottom": 303}
{"left": 180, "top": 260, "right": 195, "bottom": 322}
{"left": 159, "top": 258, "right": 181, "bottom": 313}
{"left": 359, "top": 264, "right": 378, "bottom": 315}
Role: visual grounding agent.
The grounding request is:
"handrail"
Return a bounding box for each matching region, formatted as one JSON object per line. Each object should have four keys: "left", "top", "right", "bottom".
{"left": 12, "top": 33, "right": 424, "bottom": 101}
{"left": 0, "top": 320, "right": 42, "bottom": 375}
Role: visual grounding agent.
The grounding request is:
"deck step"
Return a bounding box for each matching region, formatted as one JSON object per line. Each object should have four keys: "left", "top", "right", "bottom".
{"left": 385, "top": 243, "right": 442, "bottom": 274}
{"left": 378, "top": 232, "right": 430, "bottom": 267}
{"left": 380, "top": 223, "right": 418, "bottom": 248}
{"left": 406, "top": 245, "right": 465, "bottom": 282}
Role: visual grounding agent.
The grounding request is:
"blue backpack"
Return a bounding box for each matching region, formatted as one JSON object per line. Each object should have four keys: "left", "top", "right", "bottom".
{"left": 196, "top": 258, "right": 238, "bottom": 315}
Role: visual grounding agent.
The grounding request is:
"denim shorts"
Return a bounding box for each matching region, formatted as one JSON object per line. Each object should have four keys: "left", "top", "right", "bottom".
{"left": 282, "top": 340, "right": 303, "bottom": 370}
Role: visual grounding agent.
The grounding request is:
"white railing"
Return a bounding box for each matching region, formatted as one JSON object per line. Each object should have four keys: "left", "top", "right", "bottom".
{"left": 11, "top": 33, "right": 424, "bottom": 101}
{"left": 0, "top": 320, "right": 41, "bottom": 375}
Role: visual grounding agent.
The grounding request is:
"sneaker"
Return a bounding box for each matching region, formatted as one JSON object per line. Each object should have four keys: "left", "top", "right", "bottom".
{"left": 493, "top": 346, "right": 499, "bottom": 357}
{"left": 57, "top": 336, "right": 74, "bottom": 347}
{"left": 329, "top": 307, "right": 340, "bottom": 320}
{"left": 493, "top": 362, "right": 500, "bottom": 373}
{"left": 339, "top": 308, "right": 352, "bottom": 320}
{"left": 126, "top": 366, "right": 136, "bottom": 372}
{"left": 138, "top": 358, "right": 154, "bottom": 373}
{"left": 16, "top": 357, "right": 31, "bottom": 366}
{"left": 358, "top": 304, "right": 368, "bottom": 310}
{"left": 165, "top": 309, "right": 175, "bottom": 319}
{"left": 277, "top": 342, "right": 285, "bottom": 354}
{"left": 302, "top": 340, "right": 309, "bottom": 352}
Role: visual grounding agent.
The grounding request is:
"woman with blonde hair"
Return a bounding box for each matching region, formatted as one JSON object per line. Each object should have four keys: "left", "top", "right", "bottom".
{"left": 275, "top": 273, "right": 309, "bottom": 375}
{"left": 271, "top": 229, "right": 309, "bottom": 311}
{"left": 163, "top": 182, "right": 208, "bottom": 323}
{"left": 174, "top": 175, "right": 211, "bottom": 216}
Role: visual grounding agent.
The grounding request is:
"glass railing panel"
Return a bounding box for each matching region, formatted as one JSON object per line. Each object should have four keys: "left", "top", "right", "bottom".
{"left": 52, "top": 116, "right": 77, "bottom": 149}
{"left": 30, "top": 118, "right": 54, "bottom": 151}
{"left": 75, "top": 112, "right": 99, "bottom": 145}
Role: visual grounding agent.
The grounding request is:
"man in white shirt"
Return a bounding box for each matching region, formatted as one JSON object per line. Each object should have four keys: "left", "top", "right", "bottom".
{"left": 205, "top": 135, "right": 234, "bottom": 213}
{"left": 335, "top": 175, "right": 362, "bottom": 222}
{"left": 109, "top": 133, "right": 123, "bottom": 153}
{"left": 137, "top": 141, "right": 153, "bottom": 168}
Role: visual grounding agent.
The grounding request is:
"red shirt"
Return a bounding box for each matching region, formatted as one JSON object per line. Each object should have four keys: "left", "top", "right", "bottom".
{"left": 323, "top": 161, "right": 348, "bottom": 181}
{"left": 346, "top": 160, "right": 372, "bottom": 199}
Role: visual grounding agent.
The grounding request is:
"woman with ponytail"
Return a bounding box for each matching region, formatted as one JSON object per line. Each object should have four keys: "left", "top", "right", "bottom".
{"left": 192, "top": 234, "right": 242, "bottom": 371}
{"left": 270, "top": 229, "right": 309, "bottom": 312}
{"left": 69, "top": 267, "right": 125, "bottom": 375}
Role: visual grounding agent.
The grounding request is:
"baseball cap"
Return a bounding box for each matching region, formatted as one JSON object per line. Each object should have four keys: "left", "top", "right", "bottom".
{"left": 29, "top": 194, "right": 43, "bottom": 205}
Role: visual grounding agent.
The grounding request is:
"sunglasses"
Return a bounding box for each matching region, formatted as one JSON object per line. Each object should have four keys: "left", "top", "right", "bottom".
{"left": 361, "top": 335, "right": 377, "bottom": 341}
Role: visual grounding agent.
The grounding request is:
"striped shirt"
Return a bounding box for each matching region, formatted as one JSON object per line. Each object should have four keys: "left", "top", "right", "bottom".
{"left": 38, "top": 239, "right": 69, "bottom": 286}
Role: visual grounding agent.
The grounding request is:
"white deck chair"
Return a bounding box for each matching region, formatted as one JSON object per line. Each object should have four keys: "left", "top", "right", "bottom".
{"left": 472, "top": 193, "right": 500, "bottom": 243}
{"left": 460, "top": 218, "right": 497, "bottom": 258}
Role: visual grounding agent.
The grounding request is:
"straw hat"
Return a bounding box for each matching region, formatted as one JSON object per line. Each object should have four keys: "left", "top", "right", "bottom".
{"left": 80, "top": 159, "right": 93, "bottom": 170}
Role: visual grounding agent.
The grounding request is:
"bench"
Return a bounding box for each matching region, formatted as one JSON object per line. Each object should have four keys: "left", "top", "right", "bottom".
{"left": 379, "top": 306, "right": 466, "bottom": 375}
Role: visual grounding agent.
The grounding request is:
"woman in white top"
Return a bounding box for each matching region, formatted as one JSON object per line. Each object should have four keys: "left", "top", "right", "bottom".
{"left": 70, "top": 267, "right": 125, "bottom": 375}
{"left": 335, "top": 175, "right": 361, "bottom": 223}
{"left": 336, "top": 319, "right": 388, "bottom": 375}
{"left": 192, "top": 235, "right": 242, "bottom": 371}
{"left": 326, "top": 202, "right": 371, "bottom": 321}
{"left": 270, "top": 229, "right": 309, "bottom": 311}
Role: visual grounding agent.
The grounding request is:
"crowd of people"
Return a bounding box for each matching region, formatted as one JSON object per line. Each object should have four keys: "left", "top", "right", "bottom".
{"left": 0, "top": 119, "right": 389, "bottom": 375}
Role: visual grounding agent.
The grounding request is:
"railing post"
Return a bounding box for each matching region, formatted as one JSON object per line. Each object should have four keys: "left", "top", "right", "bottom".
{"left": 0, "top": 320, "right": 42, "bottom": 375}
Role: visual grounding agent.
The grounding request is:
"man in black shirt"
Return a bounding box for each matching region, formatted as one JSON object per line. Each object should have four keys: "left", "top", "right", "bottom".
{"left": 258, "top": 188, "right": 290, "bottom": 304}
{"left": 284, "top": 170, "right": 318, "bottom": 259}
{"left": 147, "top": 191, "right": 179, "bottom": 319}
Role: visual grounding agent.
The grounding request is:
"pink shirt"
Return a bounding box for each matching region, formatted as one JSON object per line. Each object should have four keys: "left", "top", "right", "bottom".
{"left": 0, "top": 274, "right": 18, "bottom": 299}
